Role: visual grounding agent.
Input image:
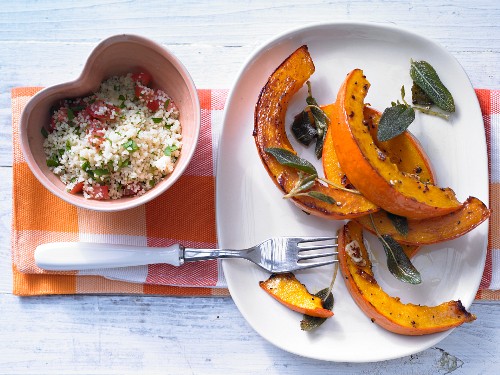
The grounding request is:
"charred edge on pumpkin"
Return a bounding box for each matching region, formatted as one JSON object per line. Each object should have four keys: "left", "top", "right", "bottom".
{"left": 253, "top": 45, "right": 312, "bottom": 137}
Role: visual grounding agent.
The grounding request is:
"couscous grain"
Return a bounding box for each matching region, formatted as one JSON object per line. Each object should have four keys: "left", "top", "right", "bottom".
{"left": 43, "top": 72, "right": 182, "bottom": 200}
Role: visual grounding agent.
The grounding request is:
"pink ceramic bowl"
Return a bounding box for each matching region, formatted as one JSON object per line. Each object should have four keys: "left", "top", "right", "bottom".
{"left": 19, "top": 34, "right": 200, "bottom": 211}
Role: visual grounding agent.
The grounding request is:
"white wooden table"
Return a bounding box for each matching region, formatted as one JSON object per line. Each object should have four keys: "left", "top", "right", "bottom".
{"left": 1, "top": 1, "right": 499, "bottom": 373}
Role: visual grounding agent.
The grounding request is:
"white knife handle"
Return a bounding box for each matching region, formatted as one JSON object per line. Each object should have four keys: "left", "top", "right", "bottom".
{"left": 34, "top": 242, "right": 183, "bottom": 271}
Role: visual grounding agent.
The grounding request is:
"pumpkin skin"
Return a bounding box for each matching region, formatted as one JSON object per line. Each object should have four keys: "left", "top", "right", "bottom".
{"left": 331, "top": 69, "right": 462, "bottom": 219}
{"left": 253, "top": 46, "right": 378, "bottom": 219}
{"left": 322, "top": 104, "right": 435, "bottom": 207}
{"left": 323, "top": 104, "right": 490, "bottom": 246}
{"left": 259, "top": 273, "right": 333, "bottom": 318}
{"left": 355, "top": 196, "right": 490, "bottom": 245}
{"left": 338, "top": 221, "right": 476, "bottom": 335}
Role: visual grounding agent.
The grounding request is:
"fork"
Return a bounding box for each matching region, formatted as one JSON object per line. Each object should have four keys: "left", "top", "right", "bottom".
{"left": 34, "top": 236, "right": 338, "bottom": 272}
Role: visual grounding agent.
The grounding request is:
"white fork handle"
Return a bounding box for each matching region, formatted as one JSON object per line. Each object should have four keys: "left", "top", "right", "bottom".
{"left": 34, "top": 242, "right": 183, "bottom": 271}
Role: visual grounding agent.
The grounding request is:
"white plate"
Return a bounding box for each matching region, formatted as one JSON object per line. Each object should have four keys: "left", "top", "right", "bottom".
{"left": 216, "top": 22, "right": 489, "bottom": 362}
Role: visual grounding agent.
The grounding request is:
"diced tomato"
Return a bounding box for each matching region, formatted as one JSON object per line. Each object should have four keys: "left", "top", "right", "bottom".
{"left": 69, "top": 181, "right": 84, "bottom": 194}
{"left": 49, "top": 107, "right": 70, "bottom": 131}
{"left": 131, "top": 72, "right": 152, "bottom": 86}
{"left": 135, "top": 85, "right": 155, "bottom": 100}
{"left": 66, "top": 97, "right": 87, "bottom": 113}
{"left": 83, "top": 184, "right": 110, "bottom": 200}
{"left": 122, "top": 182, "right": 144, "bottom": 197}
{"left": 165, "top": 99, "right": 177, "bottom": 112}
{"left": 146, "top": 99, "right": 162, "bottom": 111}
{"left": 86, "top": 100, "right": 120, "bottom": 120}
{"left": 86, "top": 119, "right": 107, "bottom": 147}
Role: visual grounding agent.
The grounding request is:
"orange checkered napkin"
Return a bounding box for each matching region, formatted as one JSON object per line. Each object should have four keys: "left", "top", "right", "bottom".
{"left": 10, "top": 88, "right": 500, "bottom": 299}
{"left": 11, "top": 88, "right": 229, "bottom": 296}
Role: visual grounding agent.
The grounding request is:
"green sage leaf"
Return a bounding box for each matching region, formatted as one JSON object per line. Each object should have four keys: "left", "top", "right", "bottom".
{"left": 380, "top": 234, "right": 421, "bottom": 284}
{"left": 291, "top": 110, "right": 317, "bottom": 146}
{"left": 305, "top": 81, "right": 330, "bottom": 159}
{"left": 314, "top": 131, "right": 327, "bottom": 160}
{"left": 265, "top": 147, "right": 317, "bottom": 175}
{"left": 410, "top": 60, "right": 455, "bottom": 112}
{"left": 300, "top": 288, "right": 334, "bottom": 331}
{"left": 307, "top": 191, "right": 335, "bottom": 204}
{"left": 293, "top": 178, "right": 316, "bottom": 195}
{"left": 411, "top": 82, "right": 433, "bottom": 106}
{"left": 386, "top": 212, "right": 409, "bottom": 236}
{"left": 377, "top": 104, "right": 415, "bottom": 141}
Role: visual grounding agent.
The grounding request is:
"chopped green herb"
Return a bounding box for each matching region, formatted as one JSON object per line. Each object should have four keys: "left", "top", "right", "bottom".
{"left": 164, "top": 99, "right": 171, "bottom": 109}
{"left": 152, "top": 117, "right": 163, "bottom": 124}
{"left": 123, "top": 138, "right": 139, "bottom": 152}
{"left": 118, "top": 95, "right": 126, "bottom": 101}
{"left": 164, "top": 145, "right": 178, "bottom": 156}
{"left": 41, "top": 127, "right": 49, "bottom": 138}
{"left": 65, "top": 140, "right": 71, "bottom": 151}
{"left": 67, "top": 108, "right": 75, "bottom": 122}
{"left": 93, "top": 168, "right": 110, "bottom": 176}
{"left": 70, "top": 105, "right": 85, "bottom": 112}
{"left": 81, "top": 160, "right": 93, "bottom": 177}
{"left": 46, "top": 157, "right": 60, "bottom": 168}
{"left": 118, "top": 159, "right": 130, "bottom": 168}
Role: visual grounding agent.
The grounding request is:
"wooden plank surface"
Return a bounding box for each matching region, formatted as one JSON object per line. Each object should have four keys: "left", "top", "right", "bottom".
{"left": 0, "top": 1, "right": 499, "bottom": 373}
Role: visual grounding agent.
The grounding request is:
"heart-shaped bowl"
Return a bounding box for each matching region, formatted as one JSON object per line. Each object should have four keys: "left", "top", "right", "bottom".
{"left": 19, "top": 34, "right": 200, "bottom": 211}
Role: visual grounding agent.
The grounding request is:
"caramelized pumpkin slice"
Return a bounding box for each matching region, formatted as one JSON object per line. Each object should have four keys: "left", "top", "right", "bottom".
{"left": 253, "top": 46, "right": 378, "bottom": 219}
{"left": 260, "top": 273, "right": 333, "bottom": 318}
{"left": 364, "top": 106, "right": 435, "bottom": 184}
{"left": 322, "top": 105, "right": 434, "bottom": 194}
{"left": 338, "top": 221, "right": 476, "bottom": 335}
{"left": 331, "top": 69, "right": 462, "bottom": 219}
{"left": 323, "top": 104, "right": 427, "bottom": 256}
{"left": 356, "top": 196, "right": 490, "bottom": 245}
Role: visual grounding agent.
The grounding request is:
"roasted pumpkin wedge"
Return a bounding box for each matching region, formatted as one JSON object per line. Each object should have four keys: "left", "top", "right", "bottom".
{"left": 364, "top": 106, "right": 434, "bottom": 184}
{"left": 322, "top": 104, "right": 434, "bottom": 196}
{"left": 331, "top": 69, "right": 462, "bottom": 219}
{"left": 253, "top": 46, "right": 378, "bottom": 219}
{"left": 260, "top": 273, "right": 334, "bottom": 318}
{"left": 338, "top": 221, "right": 476, "bottom": 335}
{"left": 356, "top": 196, "right": 490, "bottom": 245}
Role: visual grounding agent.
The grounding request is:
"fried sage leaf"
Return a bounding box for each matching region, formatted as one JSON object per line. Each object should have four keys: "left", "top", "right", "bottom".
{"left": 305, "top": 81, "right": 330, "bottom": 159}
{"left": 377, "top": 103, "right": 415, "bottom": 142}
{"left": 410, "top": 60, "right": 455, "bottom": 113}
{"left": 265, "top": 147, "right": 317, "bottom": 175}
{"left": 307, "top": 191, "right": 336, "bottom": 204}
{"left": 380, "top": 234, "right": 421, "bottom": 284}
{"left": 300, "top": 288, "right": 334, "bottom": 331}
{"left": 411, "top": 82, "right": 433, "bottom": 106}
{"left": 386, "top": 211, "right": 409, "bottom": 236}
{"left": 291, "top": 110, "right": 317, "bottom": 146}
